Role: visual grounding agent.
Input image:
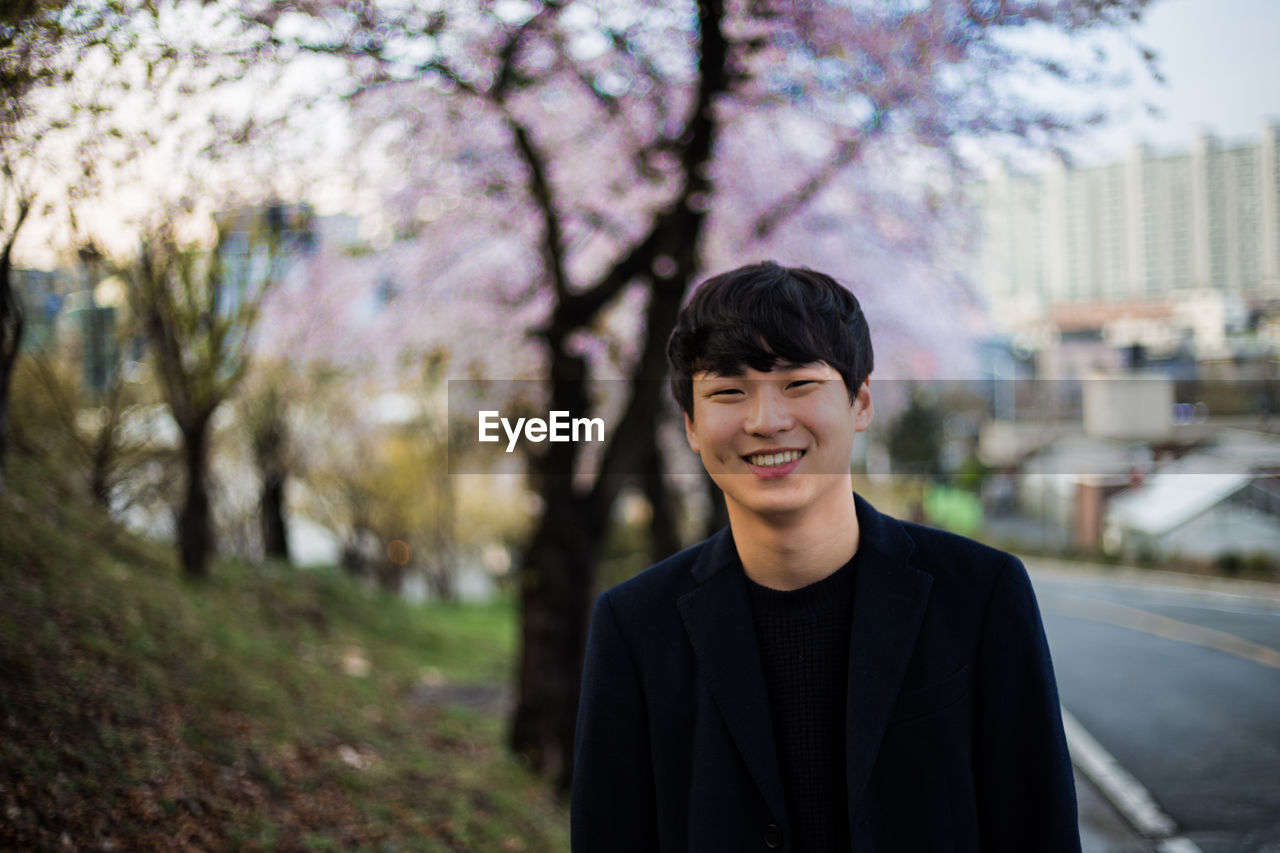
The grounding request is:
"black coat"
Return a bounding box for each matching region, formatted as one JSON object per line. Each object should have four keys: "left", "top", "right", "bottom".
{"left": 571, "top": 494, "right": 1080, "bottom": 852}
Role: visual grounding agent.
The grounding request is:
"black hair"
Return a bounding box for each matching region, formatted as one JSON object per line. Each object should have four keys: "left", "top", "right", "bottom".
{"left": 666, "top": 261, "right": 874, "bottom": 418}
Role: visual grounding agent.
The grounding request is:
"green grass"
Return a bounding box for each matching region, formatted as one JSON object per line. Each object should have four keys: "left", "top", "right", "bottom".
{"left": 0, "top": 451, "right": 567, "bottom": 851}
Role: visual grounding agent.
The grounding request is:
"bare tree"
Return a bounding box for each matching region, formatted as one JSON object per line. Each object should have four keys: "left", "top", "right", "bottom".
{"left": 123, "top": 207, "right": 294, "bottom": 577}
{"left": 0, "top": 0, "right": 276, "bottom": 490}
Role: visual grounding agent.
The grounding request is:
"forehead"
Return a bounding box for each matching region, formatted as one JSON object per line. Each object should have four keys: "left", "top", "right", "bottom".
{"left": 692, "top": 360, "right": 836, "bottom": 380}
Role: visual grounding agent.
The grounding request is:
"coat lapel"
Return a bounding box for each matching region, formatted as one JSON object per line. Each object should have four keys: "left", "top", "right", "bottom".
{"left": 845, "top": 494, "right": 934, "bottom": 814}
{"left": 677, "top": 527, "right": 789, "bottom": 828}
{"left": 675, "top": 496, "right": 935, "bottom": 838}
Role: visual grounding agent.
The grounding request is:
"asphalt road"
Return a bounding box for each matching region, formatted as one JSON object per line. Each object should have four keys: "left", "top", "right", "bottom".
{"left": 1029, "top": 563, "right": 1280, "bottom": 853}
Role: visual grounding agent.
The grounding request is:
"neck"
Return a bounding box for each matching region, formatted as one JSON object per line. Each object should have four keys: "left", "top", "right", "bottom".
{"left": 727, "top": 486, "right": 860, "bottom": 591}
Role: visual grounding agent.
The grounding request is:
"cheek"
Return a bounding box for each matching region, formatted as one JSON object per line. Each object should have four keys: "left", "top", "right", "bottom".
{"left": 814, "top": 413, "right": 858, "bottom": 444}
{"left": 695, "top": 423, "right": 741, "bottom": 467}
{"left": 694, "top": 415, "right": 733, "bottom": 447}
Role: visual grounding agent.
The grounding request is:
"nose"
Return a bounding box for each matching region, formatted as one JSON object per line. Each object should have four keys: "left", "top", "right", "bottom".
{"left": 744, "top": 387, "right": 794, "bottom": 436}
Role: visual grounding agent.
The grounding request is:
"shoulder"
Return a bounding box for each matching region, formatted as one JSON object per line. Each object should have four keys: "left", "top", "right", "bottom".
{"left": 858, "top": 493, "right": 1018, "bottom": 589}
{"left": 900, "top": 518, "right": 1019, "bottom": 576}
{"left": 892, "top": 521, "right": 1047, "bottom": 648}
{"left": 862, "top": 504, "right": 1049, "bottom": 659}
{"left": 857, "top": 495, "right": 1026, "bottom": 616}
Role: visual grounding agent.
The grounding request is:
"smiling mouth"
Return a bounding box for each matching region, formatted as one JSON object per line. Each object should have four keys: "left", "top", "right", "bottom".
{"left": 745, "top": 450, "right": 805, "bottom": 468}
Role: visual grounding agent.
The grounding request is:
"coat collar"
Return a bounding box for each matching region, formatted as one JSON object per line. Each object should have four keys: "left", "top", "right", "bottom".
{"left": 676, "top": 493, "right": 933, "bottom": 835}
{"left": 842, "top": 494, "right": 934, "bottom": 823}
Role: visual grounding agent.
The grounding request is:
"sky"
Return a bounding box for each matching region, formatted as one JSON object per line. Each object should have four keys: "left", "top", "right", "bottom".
{"left": 1067, "top": 0, "right": 1280, "bottom": 161}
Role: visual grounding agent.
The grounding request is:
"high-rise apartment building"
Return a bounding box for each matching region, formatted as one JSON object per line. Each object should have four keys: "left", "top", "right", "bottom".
{"left": 979, "top": 123, "right": 1280, "bottom": 366}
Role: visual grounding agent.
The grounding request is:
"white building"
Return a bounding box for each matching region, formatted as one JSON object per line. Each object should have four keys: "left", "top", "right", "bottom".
{"left": 979, "top": 123, "right": 1280, "bottom": 370}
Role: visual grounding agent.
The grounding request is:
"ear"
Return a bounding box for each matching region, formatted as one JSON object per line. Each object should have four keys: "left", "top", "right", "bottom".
{"left": 853, "top": 380, "right": 873, "bottom": 432}
{"left": 684, "top": 411, "right": 701, "bottom": 453}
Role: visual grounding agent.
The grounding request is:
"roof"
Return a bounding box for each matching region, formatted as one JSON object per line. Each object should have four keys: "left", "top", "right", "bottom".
{"left": 1107, "top": 471, "right": 1251, "bottom": 535}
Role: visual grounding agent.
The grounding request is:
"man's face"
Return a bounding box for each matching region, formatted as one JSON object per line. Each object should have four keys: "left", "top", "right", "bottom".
{"left": 683, "top": 361, "right": 872, "bottom": 523}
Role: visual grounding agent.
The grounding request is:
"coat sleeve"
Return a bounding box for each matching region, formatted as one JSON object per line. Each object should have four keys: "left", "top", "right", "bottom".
{"left": 972, "top": 555, "right": 1081, "bottom": 852}
{"left": 571, "top": 590, "right": 660, "bottom": 853}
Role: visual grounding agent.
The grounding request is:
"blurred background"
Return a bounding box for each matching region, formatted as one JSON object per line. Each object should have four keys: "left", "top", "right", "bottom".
{"left": 1, "top": 0, "right": 1277, "bottom": 850}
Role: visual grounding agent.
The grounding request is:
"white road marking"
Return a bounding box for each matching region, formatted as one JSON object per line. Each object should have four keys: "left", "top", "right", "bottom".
{"left": 1064, "top": 709, "right": 1206, "bottom": 853}
{"left": 1156, "top": 840, "right": 1206, "bottom": 853}
{"left": 1063, "top": 707, "right": 1178, "bottom": 838}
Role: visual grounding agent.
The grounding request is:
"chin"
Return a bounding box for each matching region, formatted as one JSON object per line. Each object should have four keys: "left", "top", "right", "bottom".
{"left": 726, "top": 489, "right": 813, "bottom": 521}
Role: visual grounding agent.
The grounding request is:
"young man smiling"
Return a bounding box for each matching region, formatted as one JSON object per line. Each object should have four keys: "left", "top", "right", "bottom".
{"left": 571, "top": 262, "right": 1080, "bottom": 852}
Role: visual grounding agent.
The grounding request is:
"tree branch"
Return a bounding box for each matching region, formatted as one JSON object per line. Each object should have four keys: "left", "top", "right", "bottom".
{"left": 587, "top": 0, "right": 731, "bottom": 502}
{"left": 747, "top": 107, "right": 884, "bottom": 241}
{"left": 505, "top": 113, "right": 571, "bottom": 303}
{"left": 488, "top": 4, "right": 574, "bottom": 307}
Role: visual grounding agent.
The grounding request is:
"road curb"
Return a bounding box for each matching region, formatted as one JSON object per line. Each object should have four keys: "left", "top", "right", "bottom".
{"left": 1062, "top": 708, "right": 1203, "bottom": 852}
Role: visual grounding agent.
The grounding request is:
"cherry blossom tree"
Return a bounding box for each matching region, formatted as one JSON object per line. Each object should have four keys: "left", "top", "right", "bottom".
{"left": 246, "top": 0, "right": 1157, "bottom": 788}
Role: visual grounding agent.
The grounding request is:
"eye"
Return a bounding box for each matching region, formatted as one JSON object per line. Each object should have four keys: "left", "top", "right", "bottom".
{"left": 708, "top": 387, "right": 743, "bottom": 397}
{"left": 787, "top": 379, "right": 817, "bottom": 390}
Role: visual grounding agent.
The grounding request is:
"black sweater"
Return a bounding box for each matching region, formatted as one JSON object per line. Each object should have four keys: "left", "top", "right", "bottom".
{"left": 746, "top": 554, "right": 858, "bottom": 853}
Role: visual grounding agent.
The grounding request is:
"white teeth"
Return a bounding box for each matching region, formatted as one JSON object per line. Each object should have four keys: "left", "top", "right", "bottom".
{"left": 748, "top": 450, "right": 802, "bottom": 467}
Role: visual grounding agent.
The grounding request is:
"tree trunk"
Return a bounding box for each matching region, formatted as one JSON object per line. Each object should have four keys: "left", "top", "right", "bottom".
{"left": 89, "top": 443, "right": 111, "bottom": 508}
{"left": 510, "top": 347, "right": 603, "bottom": 790}
{"left": 89, "top": 381, "right": 125, "bottom": 509}
{"left": 341, "top": 504, "right": 374, "bottom": 578}
{"left": 510, "top": 263, "right": 705, "bottom": 794}
{"left": 260, "top": 467, "right": 290, "bottom": 561}
{"left": 508, "top": 0, "right": 727, "bottom": 792}
{"left": 423, "top": 558, "right": 455, "bottom": 602}
{"left": 0, "top": 309, "right": 20, "bottom": 495}
{"left": 254, "top": 398, "right": 291, "bottom": 562}
{"left": 633, "top": 286, "right": 688, "bottom": 568}
{"left": 645, "top": 448, "right": 681, "bottom": 565}
{"left": 424, "top": 456, "right": 456, "bottom": 601}
{"left": 510, "top": 484, "right": 602, "bottom": 791}
{"left": 179, "top": 419, "right": 213, "bottom": 578}
{"left": 0, "top": 205, "right": 31, "bottom": 494}
{"left": 374, "top": 558, "right": 404, "bottom": 595}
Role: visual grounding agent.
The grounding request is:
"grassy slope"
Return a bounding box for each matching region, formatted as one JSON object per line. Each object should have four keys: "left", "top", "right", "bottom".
{"left": 0, "top": 452, "right": 567, "bottom": 852}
